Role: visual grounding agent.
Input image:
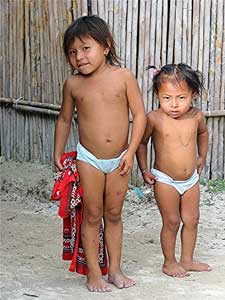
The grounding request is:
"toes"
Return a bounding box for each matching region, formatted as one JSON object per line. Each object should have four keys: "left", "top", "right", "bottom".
{"left": 203, "top": 264, "right": 212, "bottom": 272}
{"left": 167, "top": 269, "right": 188, "bottom": 278}
{"left": 121, "top": 280, "right": 136, "bottom": 288}
{"left": 178, "top": 272, "right": 189, "bottom": 278}
{"left": 109, "top": 274, "right": 135, "bottom": 289}
{"left": 173, "top": 273, "right": 183, "bottom": 278}
{"left": 105, "top": 286, "right": 112, "bottom": 292}
{"left": 102, "top": 285, "right": 112, "bottom": 292}
{"left": 127, "top": 280, "right": 136, "bottom": 287}
{"left": 116, "top": 282, "right": 124, "bottom": 289}
{"left": 125, "top": 281, "right": 135, "bottom": 288}
{"left": 87, "top": 285, "right": 94, "bottom": 292}
{"left": 178, "top": 271, "right": 187, "bottom": 277}
{"left": 87, "top": 284, "right": 111, "bottom": 293}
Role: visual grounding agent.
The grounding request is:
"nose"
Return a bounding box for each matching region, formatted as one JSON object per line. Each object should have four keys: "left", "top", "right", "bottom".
{"left": 171, "top": 98, "right": 178, "bottom": 107}
{"left": 76, "top": 50, "right": 84, "bottom": 61}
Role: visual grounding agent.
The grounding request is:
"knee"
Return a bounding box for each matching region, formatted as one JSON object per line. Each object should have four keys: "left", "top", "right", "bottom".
{"left": 83, "top": 207, "right": 102, "bottom": 226}
{"left": 182, "top": 214, "right": 199, "bottom": 228}
{"left": 164, "top": 217, "right": 180, "bottom": 232}
{"left": 104, "top": 207, "right": 122, "bottom": 224}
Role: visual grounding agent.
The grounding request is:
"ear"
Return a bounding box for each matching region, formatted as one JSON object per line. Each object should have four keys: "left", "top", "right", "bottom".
{"left": 104, "top": 39, "right": 111, "bottom": 56}
{"left": 104, "top": 48, "right": 109, "bottom": 56}
{"left": 192, "top": 92, "right": 197, "bottom": 100}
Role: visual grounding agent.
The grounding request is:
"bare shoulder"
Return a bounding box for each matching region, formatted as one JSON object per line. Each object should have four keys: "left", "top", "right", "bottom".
{"left": 196, "top": 110, "right": 207, "bottom": 131}
{"left": 64, "top": 74, "right": 80, "bottom": 91}
{"left": 118, "top": 68, "right": 140, "bottom": 95}
{"left": 188, "top": 107, "right": 205, "bottom": 120}
{"left": 63, "top": 75, "right": 84, "bottom": 101}
{"left": 119, "top": 67, "right": 136, "bottom": 79}
{"left": 144, "top": 110, "right": 160, "bottom": 133}
{"left": 188, "top": 108, "right": 207, "bottom": 133}
{"left": 146, "top": 109, "right": 160, "bottom": 123}
{"left": 109, "top": 67, "right": 135, "bottom": 82}
{"left": 101, "top": 66, "right": 129, "bottom": 84}
{"left": 196, "top": 109, "right": 205, "bottom": 120}
{"left": 141, "top": 110, "right": 159, "bottom": 137}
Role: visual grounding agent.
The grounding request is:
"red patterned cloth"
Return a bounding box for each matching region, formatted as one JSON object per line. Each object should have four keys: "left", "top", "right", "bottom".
{"left": 51, "top": 151, "right": 108, "bottom": 275}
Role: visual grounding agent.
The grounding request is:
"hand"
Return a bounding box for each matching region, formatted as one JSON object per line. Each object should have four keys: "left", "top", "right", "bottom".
{"left": 197, "top": 156, "right": 205, "bottom": 175}
{"left": 143, "top": 171, "right": 157, "bottom": 185}
{"left": 118, "top": 151, "right": 134, "bottom": 176}
{"left": 54, "top": 157, "right": 63, "bottom": 172}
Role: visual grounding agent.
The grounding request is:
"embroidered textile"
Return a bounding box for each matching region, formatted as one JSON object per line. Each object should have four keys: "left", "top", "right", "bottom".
{"left": 51, "top": 151, "right": 108, "bottom": 275}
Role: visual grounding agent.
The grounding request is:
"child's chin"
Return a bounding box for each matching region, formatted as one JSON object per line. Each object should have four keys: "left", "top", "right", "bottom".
{"left": 78, "top": 69, "right": 93, "bottom": 76}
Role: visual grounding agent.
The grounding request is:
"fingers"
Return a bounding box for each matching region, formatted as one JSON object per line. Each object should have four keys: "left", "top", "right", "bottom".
{"left": 143, "top": 172, "right": 157, "bottom": 185}
{"left": 119, "top": 165, "right": 131, "bottom": 176}
{"left": 197, "top": 165, "right": 203, "bottom": 175}
{"left": 54, "top": 161, "right": 63, "bottom": 172}
{"left": 118, "top": 155, "right": 133, "bottom": 176}
{"left": 145, "top": 178, "right": 155, "bottom": 185}
{"left": 118, "top": 157, "right": 125, "bottom": 170}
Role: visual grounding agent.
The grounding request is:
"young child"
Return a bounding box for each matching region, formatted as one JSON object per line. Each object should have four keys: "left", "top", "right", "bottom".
{"left": 54, "top": 15, "right": 146, "bottom": 292}
{"left": 136, "top": 63, "right": 211, "bottom": 278}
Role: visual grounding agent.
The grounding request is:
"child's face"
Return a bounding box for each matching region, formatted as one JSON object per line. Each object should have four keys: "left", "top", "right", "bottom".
{"left": 157, "top": 80, "right": 196, "bottom": 119}
{"left": 67, "top": 36, "right": 109, "bottom": 75}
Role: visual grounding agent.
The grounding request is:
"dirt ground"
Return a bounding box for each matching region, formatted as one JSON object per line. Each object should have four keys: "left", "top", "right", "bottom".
{"left": 0, "top": 157, "right": 225, "bottom": 300}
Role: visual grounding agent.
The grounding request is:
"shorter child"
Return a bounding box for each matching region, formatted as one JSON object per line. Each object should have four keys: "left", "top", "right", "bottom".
{"left": 136, "top": 63, "right": 211, "bottom": 277}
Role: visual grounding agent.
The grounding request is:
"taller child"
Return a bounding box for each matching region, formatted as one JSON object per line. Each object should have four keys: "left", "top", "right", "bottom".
{"left": 54, "top": 16, "right": 146, "bottom": 292}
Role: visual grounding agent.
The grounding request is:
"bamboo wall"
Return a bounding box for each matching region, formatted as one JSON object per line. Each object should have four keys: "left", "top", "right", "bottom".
{"left": 0, "top": 0, "right": 224, "bottom": 181}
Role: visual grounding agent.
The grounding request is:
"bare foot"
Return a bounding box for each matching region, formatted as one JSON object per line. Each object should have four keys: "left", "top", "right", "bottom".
{"left": 180, "top": 260, "right": 212, "bottom": 272}
{"left": 108, "top": 271, "right": 136, "bottom": 289}
{"left": 87, "top": 274, "right": 112, "bottom": 292}
{"left": 162, "top": 262, "right": 190, "bottom": 277}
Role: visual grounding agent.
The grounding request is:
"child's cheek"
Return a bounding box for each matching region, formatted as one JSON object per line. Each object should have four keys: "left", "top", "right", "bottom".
{"left": 69, "top": 56, "right": 76, "bottom": 66}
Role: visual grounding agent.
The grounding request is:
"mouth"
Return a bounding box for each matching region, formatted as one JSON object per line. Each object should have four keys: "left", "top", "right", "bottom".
{"left": 170, "top": 111, "right": 179, "bottom": 117}
{"left": 78, "top": 63, "right": 89, "bottom": 68}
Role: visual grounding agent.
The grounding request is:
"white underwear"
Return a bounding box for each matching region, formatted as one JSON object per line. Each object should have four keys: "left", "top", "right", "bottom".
{"left": 151, "top": 168, "right": 199, "bottom": 195}
{"left": 76, "top": 142, "right": 127, "bottom": 174}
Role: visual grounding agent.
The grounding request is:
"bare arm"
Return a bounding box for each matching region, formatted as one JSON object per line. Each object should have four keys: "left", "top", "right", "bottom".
{"left": 119, "top": 70, "right": 146, "bottom": 175}
{"left": 197, "top": 111, "right": 208, "bottom": 175}
{"left": 136, "top": 113, "right": 157, "bottom": 184}
{"left": 54, "top": 79, "right": 75, "bottom": 170}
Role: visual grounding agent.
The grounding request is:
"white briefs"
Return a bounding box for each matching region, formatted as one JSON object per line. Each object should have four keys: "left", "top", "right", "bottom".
{"left": 151, "top": 168, "right": 199, "bottom": 195}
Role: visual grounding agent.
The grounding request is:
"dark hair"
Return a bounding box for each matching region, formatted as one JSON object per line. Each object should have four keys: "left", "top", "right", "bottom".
{"left": 147, "top": 63, "right": 204, "bottom": 96}
{"left": 63, "top": 15, "right": 120, "bottom": 69}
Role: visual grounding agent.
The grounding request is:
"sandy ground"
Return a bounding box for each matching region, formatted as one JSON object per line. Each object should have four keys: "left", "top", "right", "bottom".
{"left": 0, "top": 157, "right": 225, "bottom": 300}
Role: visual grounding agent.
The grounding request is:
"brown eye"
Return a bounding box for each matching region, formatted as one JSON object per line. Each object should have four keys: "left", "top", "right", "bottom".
{"left": 69, "top": 50, "right": 76, "bottom": 57}
{"left": 163, "top": 96, "right": 170, "bottom": 102}
{"left": 179, "top": 96, "right": 185, "bottom": 101}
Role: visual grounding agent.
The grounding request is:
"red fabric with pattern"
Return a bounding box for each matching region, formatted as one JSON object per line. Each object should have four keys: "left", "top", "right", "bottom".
{"left": 51, "top": 151, "right": 108, "bottom": 275}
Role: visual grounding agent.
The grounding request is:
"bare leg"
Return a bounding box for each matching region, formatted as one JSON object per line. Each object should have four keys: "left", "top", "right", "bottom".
{"left": 179, "top": 183, "right": 211, "bottom": 272}
{"left": 104, "top": 169, "right": 135, "bottom": 288}
{"left": 77, "top": 160, "right": 111, "bottom": 292}
{"left": 154, "top": 182, "right": 189, "bottom": 277}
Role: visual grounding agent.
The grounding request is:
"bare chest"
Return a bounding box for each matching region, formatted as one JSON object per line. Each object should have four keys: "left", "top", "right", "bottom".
{"left": 155, "top": 118, "right": 198, "bottom": 149}
{"left": 73, "top": 79, "right": 127, "bottom": 110}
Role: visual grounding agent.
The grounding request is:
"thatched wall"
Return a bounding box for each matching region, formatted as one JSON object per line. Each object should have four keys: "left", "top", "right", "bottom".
{"left": 0, "top": 0, "right": 224, "bottom": 181}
